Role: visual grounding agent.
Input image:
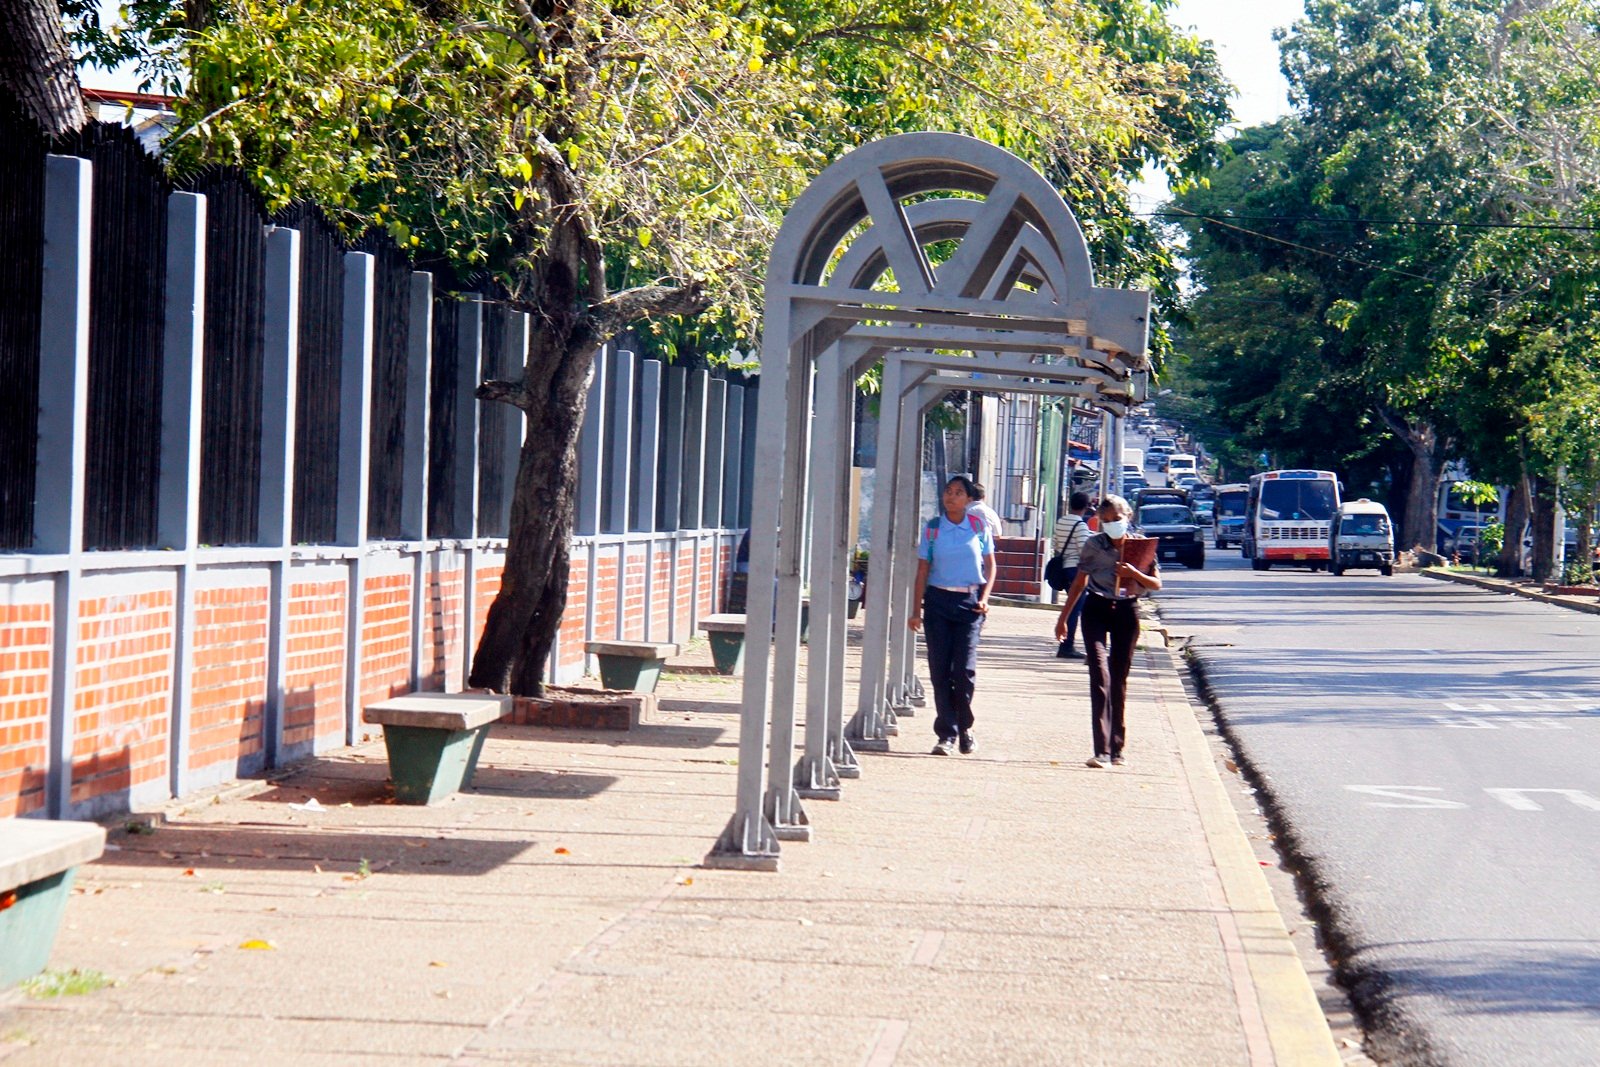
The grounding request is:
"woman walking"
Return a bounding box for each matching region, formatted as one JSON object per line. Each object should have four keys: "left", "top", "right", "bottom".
{"left": 909, "top": 476, "right": 997, "bottom": 756}
{"left": 1053, "top": 495, "right": 1161, "bottom": 767}
{"left": 1051, "top": 490, "right": 1094, "bottom": 658}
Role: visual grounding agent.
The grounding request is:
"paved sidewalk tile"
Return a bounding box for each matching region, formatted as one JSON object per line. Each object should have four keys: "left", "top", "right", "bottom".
{"left": 1, "top": 606, "right": 1338, "bottom": 1066}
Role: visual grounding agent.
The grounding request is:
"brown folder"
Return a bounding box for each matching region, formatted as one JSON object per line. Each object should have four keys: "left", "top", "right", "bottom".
{"left": 1117, "top": 536, "right": 1158, "bottom": 596}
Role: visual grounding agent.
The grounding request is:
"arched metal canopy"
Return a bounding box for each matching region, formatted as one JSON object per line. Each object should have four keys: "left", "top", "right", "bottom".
{"left": 706, "top": 133, "right": 1150, "bottom": 870}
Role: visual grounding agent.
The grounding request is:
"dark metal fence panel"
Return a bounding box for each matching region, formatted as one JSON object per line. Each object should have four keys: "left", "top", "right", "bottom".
{"left": 0, "top": 98, "right": 47, "bottom": 550}
{"left": 277, "top": 203, "right": 343, "bottom": 544}
{"left": 427, "top": 296, "right": 460, "bottom": 537}
{"left": 70, "top": 123, "right": 169, "bottom": 550}
{"left": 476, "top": 301, "right": 510, "bottom": 538}
{"left": 359, "top": 232, "right": 411, "bottom": 539}
{"left": 187, "top": 170, "right": 268, "bottom": 546}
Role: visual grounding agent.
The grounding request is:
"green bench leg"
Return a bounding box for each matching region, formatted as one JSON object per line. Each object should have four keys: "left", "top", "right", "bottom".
{"left": 383, "top": 723, "right": 493, "bottom": 804}
{"left": 0, "top": 868, "right": 78, "bottom": 988}
{"left": 707, "top": 632, "right": 746, "bottom": 676}
{"left": 595, "top": 655, "right": 667, "bottom": 693}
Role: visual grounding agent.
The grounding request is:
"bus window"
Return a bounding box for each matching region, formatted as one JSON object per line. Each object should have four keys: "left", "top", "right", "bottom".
{"left": 1259, "top": 479, "right": 1338, "bottom": 522}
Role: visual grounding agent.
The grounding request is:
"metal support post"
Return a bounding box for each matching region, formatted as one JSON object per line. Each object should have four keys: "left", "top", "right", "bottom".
{"left": 846, "top": 355, "right": 904, "bottom": 751}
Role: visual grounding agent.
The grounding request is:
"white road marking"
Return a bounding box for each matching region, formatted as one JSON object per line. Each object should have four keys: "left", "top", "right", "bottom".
{"left": 1484, "top": 788, "right": 1600, "bottom": 812}
{"left": 1345, "top": 786, "right": 1468, "bottom": 809}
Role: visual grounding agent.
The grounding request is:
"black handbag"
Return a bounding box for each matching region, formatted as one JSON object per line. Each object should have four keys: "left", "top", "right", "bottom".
{"left": 1044, "top": 516, "right": 1082, "bottom": 591}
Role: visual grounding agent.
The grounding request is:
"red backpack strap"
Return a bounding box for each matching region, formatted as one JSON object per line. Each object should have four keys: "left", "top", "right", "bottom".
{"left": 969, "top": 514, "right": 984, "bottom": 535}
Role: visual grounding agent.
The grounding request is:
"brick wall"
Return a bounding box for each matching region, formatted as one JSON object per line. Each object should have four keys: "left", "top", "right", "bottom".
{"left": 188, "top": 585, "right": 269, "bottom": 782}
{"left": 592, "top": 549, "right": 620, "bottom": 642}
{"left": 0, "top": 599, "right": 53, "bottom": 816}
{"left": 557, "top": 550, "right": 588, "bottom": 675}
{"left": 675, "top": 542, "right": 695, "bottom": 633}
{"left": 421, "top": 563, "right": 465, "bottom": 691}
{"left": 650, "top": 547, "right": 672, "bottom": 638}
{"left": 472, "top": 562, "right": 503, "bottom": 651}
{"left": 622, "top": 545, "right": 647, "bottom": 640}
{"left": 72, "top": 590, "right": 174, "bottom": 810}
{"left": 284, "top": 578, "right": 346, "bottom": 755}
{"left": 359, "top": 571, "right": 413, "bottom": 709}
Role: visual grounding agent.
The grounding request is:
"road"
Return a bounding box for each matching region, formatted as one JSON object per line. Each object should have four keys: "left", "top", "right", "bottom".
{"left": 1155, "top": 549, "right": 1600, "bottom": 1065}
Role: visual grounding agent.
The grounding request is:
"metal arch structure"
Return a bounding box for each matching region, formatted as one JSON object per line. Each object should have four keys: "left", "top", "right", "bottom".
{"left": 705, "top": 132, "right": 1151, "bottom": 870}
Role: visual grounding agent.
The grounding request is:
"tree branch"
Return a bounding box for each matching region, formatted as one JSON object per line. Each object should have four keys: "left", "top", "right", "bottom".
{"left": 583, "top": 280, "right": 710, "bottom": 341}
{"left": 476, "top": 377, "right": 529, "bottom": 409}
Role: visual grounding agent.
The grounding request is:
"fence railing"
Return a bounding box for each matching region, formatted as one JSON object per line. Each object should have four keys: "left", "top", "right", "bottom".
{"left": 0, "top": 105, "right": 755, "bottom": 821}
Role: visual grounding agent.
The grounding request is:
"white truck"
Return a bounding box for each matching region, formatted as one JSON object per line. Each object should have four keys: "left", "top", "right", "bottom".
{"left": 1122, "top": 447, "right": 1143, "bottom": 473}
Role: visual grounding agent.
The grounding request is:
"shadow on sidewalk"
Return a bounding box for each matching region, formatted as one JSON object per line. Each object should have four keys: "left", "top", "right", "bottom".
{"left": 94, "top": 824, "right": 534, "bottom": 876}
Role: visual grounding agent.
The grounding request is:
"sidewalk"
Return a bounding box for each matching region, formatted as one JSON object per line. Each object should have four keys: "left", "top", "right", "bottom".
{"left": 1422, "top": 566, "right": 1600, "bottom": 615}
{"left": 2, "top": 606, "right": 1339, "bottom": 1066}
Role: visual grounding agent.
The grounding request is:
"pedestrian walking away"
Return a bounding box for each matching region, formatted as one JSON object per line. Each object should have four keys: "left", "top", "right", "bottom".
{"left": 909, "top": 475, "right": 997, "bottom": 756}
{"left": 1053, "top": 494, "right": 1161, "bottom": 767}
{"left": 1049, "top": 490, "right": 1095, "bottom": 658}
{"left": 964, "top": 480, "right": 1004, "bottom": 541}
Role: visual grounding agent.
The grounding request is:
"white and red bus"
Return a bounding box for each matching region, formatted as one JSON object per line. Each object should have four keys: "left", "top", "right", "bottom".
{"left": 1244, "top": 470, "right": 1341, "bottom": 571}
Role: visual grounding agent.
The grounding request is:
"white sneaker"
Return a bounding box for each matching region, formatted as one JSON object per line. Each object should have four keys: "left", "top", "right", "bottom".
{"left": 1086, "top": 754, "right": 1107, "bottom": 768}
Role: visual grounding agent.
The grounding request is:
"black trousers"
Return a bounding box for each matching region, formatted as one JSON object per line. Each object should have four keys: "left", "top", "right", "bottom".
{"left": 922, "top": 587, "right": 985, "bottom": 740}
{"left": 1082, "top": 593, "right": 1140, "bottom": 757}
{"left": 1055, "top": 565, "right": 1084, "bottom": 655}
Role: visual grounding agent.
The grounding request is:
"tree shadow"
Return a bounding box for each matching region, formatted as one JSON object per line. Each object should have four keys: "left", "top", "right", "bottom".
{"left": 93, "top": 823, "right": 533, "bottom": 876}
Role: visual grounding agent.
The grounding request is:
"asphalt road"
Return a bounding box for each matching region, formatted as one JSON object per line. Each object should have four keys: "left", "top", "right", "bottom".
{"left": 1155, "top": 549, "right": 1600, "bottom": 1066}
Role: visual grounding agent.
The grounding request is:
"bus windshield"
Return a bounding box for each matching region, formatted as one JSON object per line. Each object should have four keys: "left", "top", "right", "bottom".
{"left": 1216, "top": 492, "right": 1246, "bottom": 517}
{"left": 1259, "top": 480, "right": 1337, "bottom": 521}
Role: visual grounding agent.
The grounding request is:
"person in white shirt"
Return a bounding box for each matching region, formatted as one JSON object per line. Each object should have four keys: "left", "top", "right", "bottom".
{"left": 1051, "top": 491, "right": 1094, "bottom": 657}
{"left": 965, "top": 482, "right": 1003, "bottom": 540}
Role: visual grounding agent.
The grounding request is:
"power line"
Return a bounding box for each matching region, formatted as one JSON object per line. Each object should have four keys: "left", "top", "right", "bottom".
{"left": 1136, "top": 211, "right": 1600, "bottom": 233}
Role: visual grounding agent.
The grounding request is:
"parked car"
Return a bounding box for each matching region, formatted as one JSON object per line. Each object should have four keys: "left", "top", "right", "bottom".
{"left": 1445, "top": 524, "right": 1489, "bottom": 564}
{"left": 1134, "top": 503, "right": 1206, "bottom": 569}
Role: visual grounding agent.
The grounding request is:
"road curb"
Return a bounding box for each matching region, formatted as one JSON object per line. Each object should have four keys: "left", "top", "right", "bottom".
{"left": 1145, "top": 632, "right": 1344, "bottom": 1066}
{"left": 1421, "top": 567, "right": 1600, "bottom": 616}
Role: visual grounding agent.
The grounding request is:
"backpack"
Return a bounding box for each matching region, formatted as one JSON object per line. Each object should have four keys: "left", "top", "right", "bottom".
{"left": 926, "top": 513, "right": 985, "bottom": 544}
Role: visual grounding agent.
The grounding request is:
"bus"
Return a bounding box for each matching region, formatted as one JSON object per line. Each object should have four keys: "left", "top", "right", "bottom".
{"left": 1244, "top": 470, "right": 1341, "bottom": 571}
{"left": 1436, "top": 478, "right": 1504, "bottom": 553}
{"left": 1211, "top": 483, "right": 1248, "bottom": 549}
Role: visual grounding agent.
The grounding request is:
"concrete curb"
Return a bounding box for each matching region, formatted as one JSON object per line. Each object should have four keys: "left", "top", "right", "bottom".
{"left": 1144, "top": 629, "right": 1344, "bottom": 1067}
{"left": 1421, "top": 567, "right": 1600, "bottom": 616}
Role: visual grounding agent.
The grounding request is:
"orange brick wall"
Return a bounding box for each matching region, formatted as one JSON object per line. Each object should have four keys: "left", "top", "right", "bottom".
{"left": 0, "top": 601, "right": 53, "bottom": 816}
{"left": 675, "top": 543, "right": 695, "bottom": 632}
{"left": 421, "top": 565, "right": 464, "bottom": 691}
{"left": 622, "top": 546, "right": 647, "bottom": 640}
{"left": 72, "top": 590, "right": 174, "bottom": 808}
{"left": 360, "top": 571, "right": 413, "bottom": 709}
{"left": 472, "top": 562, "right": 503, "bottom": 650}
{"left": 558, "top": 551, "right": 588, "bottom": 674}
{"left": 189, "top": 586, "right": 269, "bottom": 776}
{"left": 697, "top": 542, "right": 716, "bottom": 614}
{"left": 284, "top": 579, "right": 346, "bottom": 753}
{"left": 649, "top": 548, "right": 672, "bottom": 639}
{"left": 592, "top": 549, "right": 621, "bottom": 641}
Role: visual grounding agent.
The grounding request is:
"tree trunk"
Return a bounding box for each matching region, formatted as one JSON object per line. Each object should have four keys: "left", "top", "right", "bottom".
{"left": 0, "top": 0, "right": 87, "bottom": 137}
{"left": 468, "top": 345, "right": 591, "bottom": 696}
{"left": 1377, "top": 407, "right": 1440, "bottom": 552}
{"left": 1530, "top": 475, "right": 1556, "bottom": 581}
{"left": 1497, "top": 476, "right": 1528, "bottom": 577}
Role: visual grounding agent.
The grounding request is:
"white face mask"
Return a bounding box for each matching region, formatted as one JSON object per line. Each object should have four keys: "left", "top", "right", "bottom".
{"left": 1101, "top": 519, "right": 1128, "bottom": 539}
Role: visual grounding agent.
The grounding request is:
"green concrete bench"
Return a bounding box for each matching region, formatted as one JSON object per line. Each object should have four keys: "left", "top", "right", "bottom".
{"left": 1, "top": 819, "right": 107, "bottom": 987}
{"left": 584, "top": 640, "right": 679, "bottom": 693}
{"left": 698, "top": 613, "right": 748, "bottom": 675}
{"left": 363, "top": 692, "right": 511, "bottom": 805}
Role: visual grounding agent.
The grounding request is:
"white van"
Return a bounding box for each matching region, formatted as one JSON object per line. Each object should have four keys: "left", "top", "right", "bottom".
{"left": 1329, "top": 499, "right": 1395, "bottom": 576}
{"left": 1165, "top": 453, "right": 1197, "bottom": 479}
{"left": 1123, "top": 447, "right": 1144, "bottom": 472}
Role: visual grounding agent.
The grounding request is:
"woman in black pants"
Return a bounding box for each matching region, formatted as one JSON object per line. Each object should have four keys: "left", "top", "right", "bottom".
{"left": 1052, "top": 495, "right": 1161, "bottom": 767}
{"left": 908, "top": 476, "right": 997, "bottom": 756}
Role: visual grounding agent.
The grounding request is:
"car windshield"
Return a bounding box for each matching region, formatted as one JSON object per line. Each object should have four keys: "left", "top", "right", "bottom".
{"left": 1341, "top": 514, "right": 1388, "bottom": 535}
{"left": 1216, "top": 492, "right": 1246, "bottom": 517}
{"left": 1259, "top": 479, "right": 1337, "bottom": 521}
{"left": 1140, "top": 505, "right": 1191, "bottom": 526}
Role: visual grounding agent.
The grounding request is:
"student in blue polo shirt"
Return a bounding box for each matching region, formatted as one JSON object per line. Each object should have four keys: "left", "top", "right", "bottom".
{"left": 908, "top": 475, "right": 997, "bottom": 756}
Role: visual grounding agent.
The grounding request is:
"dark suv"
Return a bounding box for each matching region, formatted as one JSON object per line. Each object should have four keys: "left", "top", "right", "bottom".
{"left": 1134, "top": 503, "right": 1206, "bottom": 569}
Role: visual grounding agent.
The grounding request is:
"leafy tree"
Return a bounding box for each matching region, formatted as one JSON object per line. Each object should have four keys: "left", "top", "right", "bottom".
{"left": 87, "top": 0, "right": 1221, "bottom": 694}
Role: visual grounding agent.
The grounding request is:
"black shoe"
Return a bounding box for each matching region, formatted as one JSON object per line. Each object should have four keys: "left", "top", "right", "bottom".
{"left": 1059, "top": 647, "right": 1083, "bottom": 659}
{"left": 958, "top": 731, "right": 975, "bottom": 755}
{"left": 931, "top": 738, "right": 955, "bottom": 756}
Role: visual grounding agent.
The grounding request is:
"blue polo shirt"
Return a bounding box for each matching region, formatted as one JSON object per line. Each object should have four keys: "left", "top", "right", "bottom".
{"left": 919, "top": 513, "right": 994, "bottom": 588}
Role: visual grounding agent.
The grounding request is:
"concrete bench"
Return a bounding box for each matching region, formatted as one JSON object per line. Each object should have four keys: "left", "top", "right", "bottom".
{"left": 698, "top": 613, "right": 748, "bottom": 675}
{"left": 584, "top": 641, "right": 679, "bottom": 694}
{"left": 363, "top": 692, "right": 511, "bottom": 805}
{"left": 1, "top": 819, "right": 107, "bottom": 987}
